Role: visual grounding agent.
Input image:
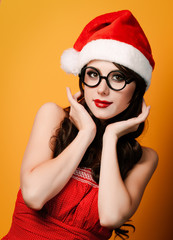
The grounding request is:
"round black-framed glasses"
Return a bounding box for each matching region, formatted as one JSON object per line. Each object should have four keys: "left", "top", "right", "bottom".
{"left": 79, "top": 66, "right": 134, "bottom": 91}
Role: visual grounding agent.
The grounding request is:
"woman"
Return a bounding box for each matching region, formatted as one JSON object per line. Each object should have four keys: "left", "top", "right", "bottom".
{"left": 2, "top": 10, "right": 158, "bottom": 240}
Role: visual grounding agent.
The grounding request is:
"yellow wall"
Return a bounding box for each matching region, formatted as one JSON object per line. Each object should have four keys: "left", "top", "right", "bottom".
{"left": 0, "top": 0, "right": 172, "bottom": 239}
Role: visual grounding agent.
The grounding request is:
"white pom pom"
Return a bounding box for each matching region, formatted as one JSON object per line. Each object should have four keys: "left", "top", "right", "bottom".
{"left": 60, "top": 48, "right": 80, "bottom": 75}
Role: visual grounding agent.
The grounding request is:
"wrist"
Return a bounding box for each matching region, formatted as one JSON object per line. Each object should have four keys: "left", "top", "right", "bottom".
{"left": 103, "top": 127, "right": 118, "bottom": 143}
{"left": 78, "top": 128, "right": 96, "bottom": 144}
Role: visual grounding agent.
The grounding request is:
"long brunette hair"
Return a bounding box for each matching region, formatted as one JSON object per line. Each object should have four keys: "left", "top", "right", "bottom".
{"left": 50, "top": 63, "right": 147, "bottom": 239}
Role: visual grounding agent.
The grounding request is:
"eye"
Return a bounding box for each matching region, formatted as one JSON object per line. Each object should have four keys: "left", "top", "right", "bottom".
{"left": 87, "top": 70, "right": 99, "bottom": 79}
{"left": 110, "top": 72, "right": 125, "bottom": 82}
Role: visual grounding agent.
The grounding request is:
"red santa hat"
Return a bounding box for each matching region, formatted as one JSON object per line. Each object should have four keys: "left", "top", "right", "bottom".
{"left": 61, "top": 10, "right": 155, "bottom": 88}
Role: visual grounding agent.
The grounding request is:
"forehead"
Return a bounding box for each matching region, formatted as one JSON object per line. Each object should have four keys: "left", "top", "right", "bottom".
{"left": 87, "top": 60, "right": 119, "bottom": 74}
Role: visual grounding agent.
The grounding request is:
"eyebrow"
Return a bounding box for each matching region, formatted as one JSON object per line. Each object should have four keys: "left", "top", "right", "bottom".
{"left": 87, "top": 66, "right": 120, "bottom": 75}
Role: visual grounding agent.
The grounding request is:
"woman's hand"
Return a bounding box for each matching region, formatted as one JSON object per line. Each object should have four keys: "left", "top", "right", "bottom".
{"left": 66, "top": 87, "right": 96, "bottom": 140}
{"left": 104, "top": 100, "right": 150, "bottom": 139}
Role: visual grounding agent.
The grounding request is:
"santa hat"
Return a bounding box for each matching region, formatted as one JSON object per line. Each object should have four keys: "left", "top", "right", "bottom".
{"left": 61, "top": 10, "right": 155, "bottom": 88}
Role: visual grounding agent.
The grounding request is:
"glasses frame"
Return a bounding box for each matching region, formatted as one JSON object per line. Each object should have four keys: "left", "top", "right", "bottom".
{"left": 79, "top": 66, "right": 134, "bottom": 91}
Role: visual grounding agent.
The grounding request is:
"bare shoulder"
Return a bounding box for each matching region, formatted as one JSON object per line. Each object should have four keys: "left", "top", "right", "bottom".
{"left": 34, "top": 102, "right": 67, "bottom": 128}
{"left": 37, "top": 102, "right": 67, "bottom": 120}
{"left": 140, "top": 146, "right": 159, "bottom": 170}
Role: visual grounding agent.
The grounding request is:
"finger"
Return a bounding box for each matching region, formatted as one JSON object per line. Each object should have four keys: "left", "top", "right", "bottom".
{"left": 125, "top": 104, "right": 150, "bottom": 127}
{"left": 135, "top": 105, "right": 150, "bottom": 124}
{"left": 140, "top": 100, "right": 150, "bottom": 118}
{"left": 66, "top": 87, "right": 74, "bottom": 104}
{"left": 73, "top": 91, "right": 82, "bottom": 101}
{"left": 66, "top": 87, "right": 82, "bottom": 111}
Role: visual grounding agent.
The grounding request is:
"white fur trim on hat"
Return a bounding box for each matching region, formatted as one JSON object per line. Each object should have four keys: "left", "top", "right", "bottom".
{"left": 61, "top": 48, "right": 80, "bottom": 75}
{"left": 61, "top": 39, "right": 152, "bottom": 87}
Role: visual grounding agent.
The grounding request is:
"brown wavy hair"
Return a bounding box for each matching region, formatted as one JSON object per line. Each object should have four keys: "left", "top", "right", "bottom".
{"left": 50, "top": 63, "right": 147, "bottom": 239}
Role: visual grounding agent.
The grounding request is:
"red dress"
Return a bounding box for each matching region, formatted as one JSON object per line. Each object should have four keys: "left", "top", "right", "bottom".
{"left": 2, "top": 167, "right": 112, "bottom": 239}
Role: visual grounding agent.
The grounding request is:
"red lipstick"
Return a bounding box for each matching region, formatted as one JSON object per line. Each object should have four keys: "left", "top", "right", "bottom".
{"left": 94, "top": 99, "right": 113, "bottom": 108}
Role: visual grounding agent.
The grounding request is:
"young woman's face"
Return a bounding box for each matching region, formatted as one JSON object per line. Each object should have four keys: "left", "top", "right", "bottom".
{"left": 83, "top": 60, "right": 136, "bottom": 120}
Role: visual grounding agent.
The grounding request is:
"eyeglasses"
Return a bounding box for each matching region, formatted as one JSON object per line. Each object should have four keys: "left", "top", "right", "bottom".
{"left": 79, "top": 66, "right": 134, "bottom": 91}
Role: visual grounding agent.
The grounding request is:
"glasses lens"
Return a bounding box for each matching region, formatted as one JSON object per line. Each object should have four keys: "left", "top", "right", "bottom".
{"left": 108, "top": 71, "right": 126, "bottom": 90}
{"left": 83, "top": 67, "right": 100, "bottom": 87}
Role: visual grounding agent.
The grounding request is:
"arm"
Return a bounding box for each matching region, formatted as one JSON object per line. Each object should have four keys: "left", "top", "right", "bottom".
{"left": 21, "top": 90, "right": 96, "bottom": 210}
{"left": 98, "top": 101, "right": 158, "bottom": 228}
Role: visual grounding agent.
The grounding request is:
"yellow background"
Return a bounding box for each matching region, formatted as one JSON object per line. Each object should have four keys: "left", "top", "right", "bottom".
{"left": 0, "top": 0, "right": 172, "bottom": 239}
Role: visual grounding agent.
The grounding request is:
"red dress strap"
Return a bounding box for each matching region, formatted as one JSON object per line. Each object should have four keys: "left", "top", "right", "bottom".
{"left": 72, "top": 167, "right": 98, "bottom": 188}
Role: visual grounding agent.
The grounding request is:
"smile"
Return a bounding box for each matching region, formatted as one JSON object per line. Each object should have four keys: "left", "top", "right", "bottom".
{"left": 93, "top": 99, "right": 113, "bottom": 108}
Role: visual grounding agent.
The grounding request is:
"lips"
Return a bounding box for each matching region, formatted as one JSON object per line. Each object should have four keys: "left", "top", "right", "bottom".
{"left": 94, "top": 99, "right": 113, "bottom": 108}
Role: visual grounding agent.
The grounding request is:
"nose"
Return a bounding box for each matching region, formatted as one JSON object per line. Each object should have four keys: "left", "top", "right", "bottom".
{"left": 97, "top": 79, "right": 110, "bottom": 96}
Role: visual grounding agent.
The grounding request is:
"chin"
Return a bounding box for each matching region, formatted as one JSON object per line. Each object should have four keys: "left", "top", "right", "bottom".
{"left": 90, "top": 107, "right": 129, "bottom": 121}
{"left": 86, "top": 101, "right": 129, "bottom": 121}
{"left": 91, "top": 111, "right": 118, "bottom": 120}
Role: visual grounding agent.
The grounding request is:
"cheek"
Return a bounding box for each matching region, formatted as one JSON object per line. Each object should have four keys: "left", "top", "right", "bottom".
{"left": 122, "top": 82, "right": 136, "bottom": 103}
{"left": 112, "top": 83, "right": 136, "bottom": 112}
{"left": 121, "top": 91, "right": 133, "bottom": 106}
{"left": 84, "top": 87, "right": 93, "bottom": 102}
